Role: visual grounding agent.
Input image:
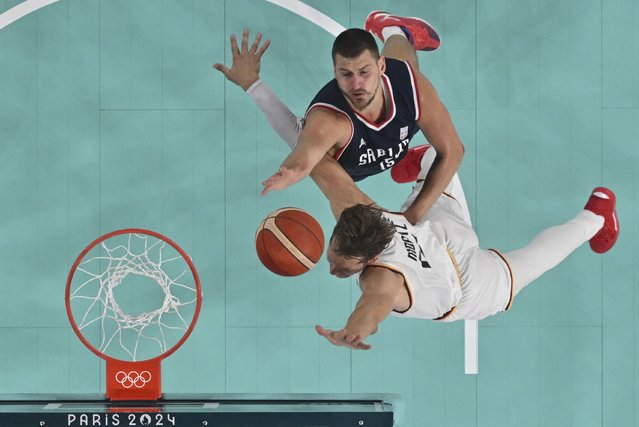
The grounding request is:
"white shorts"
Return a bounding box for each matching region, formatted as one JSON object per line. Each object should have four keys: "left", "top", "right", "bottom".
{"left": 401, "top": 174, "right": 514, "bottom": 321}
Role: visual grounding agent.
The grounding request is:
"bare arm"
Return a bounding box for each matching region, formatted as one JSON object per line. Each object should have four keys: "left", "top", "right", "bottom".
{"left": 214, "top": 29, "right": 375, "bottom": 215}
{"left": 402, "top": 70, "right": 464, "bottom": 225}
{"left": 309, "top": 155, "right": 377, "bottom": 219}
{"left": 261, "top": 108, "right": 350, "bottom": 195}
{"left": 315, "top": 267, "right": 405, "bottom": 350}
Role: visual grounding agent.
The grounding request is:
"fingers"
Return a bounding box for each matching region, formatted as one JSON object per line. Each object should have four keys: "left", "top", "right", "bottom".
{"left": 212, "top": 63, "right": 230, "bottom": 78}
{"left": 345, "top": 334, "right": 365, "bottom": 349}
{"left": 315, "top": 325, "right": 330, "bottom": 337}
{"left": 315, "top": 325, "right": 342, "bottom": 341}
{"left": 241, "top": 28, "right": 249, "bottom": 53}
{"left": 230, "top": 34, "right": 239, "bottom": 56}
{"left": 317, "top": 326, "right": 369, "bottom": 349}
{"left": 261, "top": 177, "right": 280, "bottom": 196}
{"left": 315, "top": 326, "right": 371, "bottom": 350}
{"left": 345, "top": 334, "right": 371, "bottom": 350}
{"left": 261, "top": 167, "right": 286, "bottom": 196}
{"left": 345, "top": 334, "right": 359, "bottom": 344}
{"left": 261, "top": 177, "right": 276, "bottom": 196}
{"left": 250, "top": 33, "right": 262, "bottom": 53}
{"left": 315, "top": 326, "right": 345, "bottom": 337}
{"left": 256, "top": 38, "right": 270, "bottom": 58}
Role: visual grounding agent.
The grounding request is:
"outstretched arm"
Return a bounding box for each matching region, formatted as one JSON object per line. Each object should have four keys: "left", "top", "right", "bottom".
{"left": 309, "top": 155, "right": 378, "bottom": 219}
{"left": 402, "top": 70, "right": 464, "bottom": 225}
{"left": 214, "top": 30, "right": 374, "bottom": 217}
{"left": 213, "top": 29, "right": 302, "bottom": 148}
{"left": 316, "top": 267, "right": 404, "bottom": 349}
{"left": 264, "top": 154, "right": 378, "bottom": 220}
{"left": 262, "top": 107, "right": 351, "bottom": 195}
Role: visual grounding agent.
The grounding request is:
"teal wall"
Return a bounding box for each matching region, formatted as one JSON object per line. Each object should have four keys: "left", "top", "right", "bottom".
{"left": 0, "top": 0, "right": 637, "bottom": 425}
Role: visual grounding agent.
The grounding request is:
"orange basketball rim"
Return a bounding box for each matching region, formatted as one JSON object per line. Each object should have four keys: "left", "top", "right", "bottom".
{"left": 65, "top": 229, "right": 202, "bottom": 401}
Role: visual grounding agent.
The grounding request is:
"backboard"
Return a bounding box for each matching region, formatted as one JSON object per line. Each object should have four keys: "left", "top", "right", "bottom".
{"left": 0, "top": 393, "right": 402, "bottom": 427}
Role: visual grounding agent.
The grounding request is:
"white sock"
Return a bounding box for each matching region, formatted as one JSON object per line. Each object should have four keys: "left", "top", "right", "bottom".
{"left": 381, "top": 26, "right": 407, "bottom": 41}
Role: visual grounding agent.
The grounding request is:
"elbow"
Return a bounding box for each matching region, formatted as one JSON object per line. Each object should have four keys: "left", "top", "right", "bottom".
{"left": 455, "top": 141, "right": 465, "bottom": 163}
{"left": 437, "top": 140, "right": 464, "bottom": 169}
{"left": 448, "top": 141, "right": 464, "bottom": 169}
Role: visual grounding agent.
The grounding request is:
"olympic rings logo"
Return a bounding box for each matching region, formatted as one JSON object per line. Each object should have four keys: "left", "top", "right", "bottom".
{"left": 114, "top": 370, "right": 152, "bottom": 389}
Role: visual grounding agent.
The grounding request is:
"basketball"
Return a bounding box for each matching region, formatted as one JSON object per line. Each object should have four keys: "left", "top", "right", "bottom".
{"left": 255, "top": 208, "right": 325, "bottom": 276}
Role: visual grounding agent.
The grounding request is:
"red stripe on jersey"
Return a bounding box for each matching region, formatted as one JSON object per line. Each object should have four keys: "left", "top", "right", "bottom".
{"left": 352, "top": 73, "right": 396, "bottom": 130}
{"left": 405, "top": 61, "right": 421, "bottom": 122}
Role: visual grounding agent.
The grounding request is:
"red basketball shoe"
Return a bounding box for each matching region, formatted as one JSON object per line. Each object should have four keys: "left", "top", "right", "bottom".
{"left": 365, "top": 11, "right": 441, "bottom": 51}
{"left": 584, "top": 187, "right": 619, "bottom": 253}
{"left": 391, "top": 145, "right": 432, "bottom": 183}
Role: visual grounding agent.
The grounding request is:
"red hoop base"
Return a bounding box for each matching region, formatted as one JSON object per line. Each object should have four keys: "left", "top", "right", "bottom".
{"left": 106, "top": 359, "right": 161, "bottom": 401}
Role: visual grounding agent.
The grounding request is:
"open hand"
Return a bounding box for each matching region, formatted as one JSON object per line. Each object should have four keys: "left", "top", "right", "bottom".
{"left": 315, "top": 325, "right": 372, "bottom": 350}
{"left": 261, "top": 165, "right": 307, "bottom": 196}
{"left": 213, "top": 29, "right": 270, "bottom": 90}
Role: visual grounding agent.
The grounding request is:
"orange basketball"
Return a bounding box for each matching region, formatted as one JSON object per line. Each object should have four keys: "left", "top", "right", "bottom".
{"left": 255, "top": 208, "right": 325, "bottom": 276}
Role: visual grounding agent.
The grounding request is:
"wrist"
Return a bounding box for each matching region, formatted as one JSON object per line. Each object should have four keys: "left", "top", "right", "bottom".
{"left": 243, "top": 77, "right": 262, "bottom": 92}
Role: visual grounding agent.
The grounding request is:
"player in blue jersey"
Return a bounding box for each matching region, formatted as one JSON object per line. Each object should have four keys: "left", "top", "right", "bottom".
{"left": 215, "top": 12, "right": 465, "bottom": 225}
{"left": 214, "top": 22, "right": 620, "bottom": 351}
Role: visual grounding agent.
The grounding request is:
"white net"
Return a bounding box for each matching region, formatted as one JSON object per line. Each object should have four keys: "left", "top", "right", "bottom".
{"left": 68, "top": 231, "right": 200, "bottom": 362}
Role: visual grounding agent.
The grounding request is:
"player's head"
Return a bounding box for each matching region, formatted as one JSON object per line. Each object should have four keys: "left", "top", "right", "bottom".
{"left": 332, "top": 28, "right": 380, "bottom": 63}
{"left": 326, "top": 204, "right": 395, "bottom": 278}
{"left": 332, "top": 29, "right": 385, "bottom": 112}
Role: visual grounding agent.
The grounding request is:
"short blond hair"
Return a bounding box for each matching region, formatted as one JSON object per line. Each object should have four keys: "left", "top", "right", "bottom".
{"left": 331, "top": 204, "right": 395, "bottom": 261}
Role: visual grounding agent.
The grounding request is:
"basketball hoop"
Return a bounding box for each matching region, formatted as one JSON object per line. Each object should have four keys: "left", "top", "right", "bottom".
{"left": 65, "top": 229, "right": 202, "bottom": 401}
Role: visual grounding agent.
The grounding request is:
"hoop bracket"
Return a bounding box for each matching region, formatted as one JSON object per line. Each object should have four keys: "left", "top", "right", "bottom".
{"left": 107, "top": 359, "right": 162, "bottom": 401}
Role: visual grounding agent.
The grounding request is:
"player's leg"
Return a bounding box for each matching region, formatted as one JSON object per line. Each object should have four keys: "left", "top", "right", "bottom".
{"left": 505, "top": 188, "right": 618, "bottom": 297}
{"left": 381, "top": 35, "right": 420, "bottom": 69}
{"left": 392, "top": 144, "right": 473, "bottom": 226}
{"left": 364, "top": 11, "right": 441, "bottom": 69}
{"left": 399, "top": 146, "right": 434, "bottom": 214}
{"left": 400, "top": 146, "right": 472, "bottom": 226}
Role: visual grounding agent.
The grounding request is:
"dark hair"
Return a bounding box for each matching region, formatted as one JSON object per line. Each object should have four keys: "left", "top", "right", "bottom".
{"left": 330, "top": 204, "right": 395, "bottom": 261}
{"left": 331, "top": 28, "right": 380, "bottom": 63}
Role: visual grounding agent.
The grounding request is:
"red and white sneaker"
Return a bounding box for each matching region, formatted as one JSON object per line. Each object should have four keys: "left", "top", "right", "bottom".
{"left": 365, "top": 10, "right": 441, "bottom": 51}
{"left": 391, "top": 145, "right": 432, "bottom": 183}
{"left": 584, "top": 187, "right": 619, "bottom": 253}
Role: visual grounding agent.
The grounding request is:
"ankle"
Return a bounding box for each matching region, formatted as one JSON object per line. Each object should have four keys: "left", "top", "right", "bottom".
{"left": 382, "top": 26, "right": 407, "bottom": 41}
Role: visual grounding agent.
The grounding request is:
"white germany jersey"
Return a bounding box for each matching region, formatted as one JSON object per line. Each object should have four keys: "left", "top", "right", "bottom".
{"left": 357, "top": 212, "right": 463, "bottom": 320}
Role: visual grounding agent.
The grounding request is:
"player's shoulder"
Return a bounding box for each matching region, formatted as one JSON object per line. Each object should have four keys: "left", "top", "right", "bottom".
{"left": 384, "top": 56, "right": 427, "bottom": 79}
{"left": 305, "top": 104, "right": 351, "bottom": 126}
{"left": 360, "top": 265, "right": 405, "bottom": 293}
{"left": 384, "top": 57, "right": 415, "bottom": 76}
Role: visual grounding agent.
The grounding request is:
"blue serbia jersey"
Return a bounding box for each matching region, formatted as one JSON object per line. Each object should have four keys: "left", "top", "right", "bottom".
{"left": 305, "top": 58, "right": 421, "bottom": 182}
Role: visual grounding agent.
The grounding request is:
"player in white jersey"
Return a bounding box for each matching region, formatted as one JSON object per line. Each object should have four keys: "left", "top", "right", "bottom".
{"left": 213, "top": 27, "right": 620, "bottom": 350}
{"left": 317, "top": 148, "right": 618, "bottom": 348}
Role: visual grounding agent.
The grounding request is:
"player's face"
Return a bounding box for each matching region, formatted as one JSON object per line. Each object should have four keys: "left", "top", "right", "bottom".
{"left": 326, "top": 238, "right": 368, "bottom": 278}
{"left": 334, "top": 51, "right": 385, "bottom": 112}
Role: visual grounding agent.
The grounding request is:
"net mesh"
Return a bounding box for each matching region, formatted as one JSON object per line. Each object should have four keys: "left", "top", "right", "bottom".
{"left": 68, "top": 232, "right": 199, "bottom": 361}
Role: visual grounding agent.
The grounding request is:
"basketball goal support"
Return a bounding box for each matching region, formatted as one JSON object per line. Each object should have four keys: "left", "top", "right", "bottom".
{"left": 465, "top": 320, "right": 478, "bottom": 374}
